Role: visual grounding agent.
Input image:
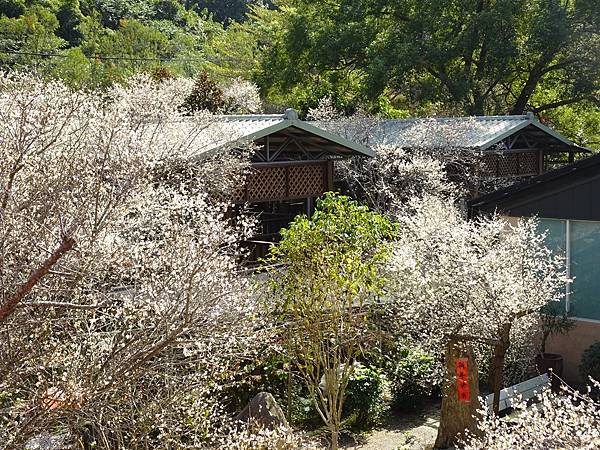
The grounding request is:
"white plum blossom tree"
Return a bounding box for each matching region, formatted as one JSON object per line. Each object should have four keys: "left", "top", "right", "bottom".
{"left": 0, "top": 73, "right": 273, "bottom": 449}
{"left": 222, "top": 77, "right": 263, "bottom": 114}
{"left": 387, "top": 196, "right": 568, "bottom": 448}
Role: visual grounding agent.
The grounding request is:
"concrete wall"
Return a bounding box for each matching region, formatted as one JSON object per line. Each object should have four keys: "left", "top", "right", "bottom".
{"left": 546, "top": 319, "right": 600, "bottom": 385}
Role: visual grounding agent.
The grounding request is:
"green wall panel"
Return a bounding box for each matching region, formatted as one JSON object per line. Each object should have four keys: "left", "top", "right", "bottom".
{"left": 570, "top": 221, "right": 600, "bottom": 321}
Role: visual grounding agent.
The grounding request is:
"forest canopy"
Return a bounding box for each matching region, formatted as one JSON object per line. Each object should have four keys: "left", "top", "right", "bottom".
{"left": 0, "top": 0, "right": 598, "bottom": 147}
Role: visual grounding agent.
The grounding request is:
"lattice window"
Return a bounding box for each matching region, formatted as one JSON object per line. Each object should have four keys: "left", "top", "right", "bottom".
{"left": 518, "top": 151, "right": 537, "bottom": 175}
{"left": 482, "top": 152, "right": 538, "bottom": 177}
{"left": 482, "top": 154, "right": 498, "bottom": 176}
{"left": 498, "top": 153, "right": 519, "bottom": 176}
{"left": 231, "top": 185, "right": 246, "bottom": 203}
{"left": 235, "top": 163, "right": 329, "bottom": 203}
{"left": 247, "top": 167, "right": 286, "bottom": 201}
{"left": 288, "top": 165, "right": 326, "bottom": 198}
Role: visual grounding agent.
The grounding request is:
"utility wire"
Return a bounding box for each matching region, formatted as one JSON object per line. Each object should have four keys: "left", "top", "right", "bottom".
{"left": 0, "top": 49, "right": 217, "bottom": 63}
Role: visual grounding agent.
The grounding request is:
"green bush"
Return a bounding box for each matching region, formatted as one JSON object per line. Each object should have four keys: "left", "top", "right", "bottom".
{"left": 386, "top": 347, "right": 436, "bottom": 411}
{"left": 343, "top": 364, "right": 386, "bottom": 429}
{"left": 580, "top": 341, "right": 600, "bottom": 383}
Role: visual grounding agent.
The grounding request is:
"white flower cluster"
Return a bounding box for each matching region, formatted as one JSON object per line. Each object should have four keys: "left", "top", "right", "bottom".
{"left": 388, "top": 195, "right": 567, "bottom": 354}
{"left": 463, "top": 381, "right": 600, "bottom": 449}
{"left": 217, "top": 424, "right": 320, "bottom": 450}
{"left": 222, "top": 77, "right": 263, "bottom": 114}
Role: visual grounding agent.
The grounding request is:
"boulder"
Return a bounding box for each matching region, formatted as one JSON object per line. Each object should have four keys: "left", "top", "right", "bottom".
{"left": 233, "top": 392, "right": 288, "bottom": 430}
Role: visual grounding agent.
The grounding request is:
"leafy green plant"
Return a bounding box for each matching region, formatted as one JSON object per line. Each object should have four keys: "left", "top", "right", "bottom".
{"left": 343, "top": 364, "right": 386, "bottom": 430}
{"left": 386, "top": 347, "right": 436, "bottom": 411}
{"left": 580, "top": 341, "right": 600, "bottom": 382}
{"left": 540, "top": 301, "right": 575, "bottom": 353}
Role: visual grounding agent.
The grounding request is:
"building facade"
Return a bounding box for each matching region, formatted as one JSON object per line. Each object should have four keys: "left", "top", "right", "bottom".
{"left": 470, "top": 154, "right": 600, "bottom": 383}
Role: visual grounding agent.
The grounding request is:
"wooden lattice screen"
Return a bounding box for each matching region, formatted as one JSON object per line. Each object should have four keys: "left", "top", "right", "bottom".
{"left": 232, "top": 163, "right": 328, "bottom": 203}
{"left": 482, "top": 151, "right": 539, "bottom": 177}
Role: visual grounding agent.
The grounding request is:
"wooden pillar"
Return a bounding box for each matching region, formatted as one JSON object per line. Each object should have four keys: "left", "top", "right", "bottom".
{"left": 326, "top": 161, "right": 334, "bottom": 191}
{"left": 306, "top": 197, "right": 313, "bottom": 217}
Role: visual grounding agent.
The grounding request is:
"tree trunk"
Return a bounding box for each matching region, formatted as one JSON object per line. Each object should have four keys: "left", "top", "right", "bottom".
{"left": 509, "top": 58, "right": 550, "bottom": 114}
{"left": 434, "top": 339, "right": 480, "bottom": 449}
{"left": 331, "top": 429, "right": 339, "bottom": 450}
{"left": 488, "top": 324, "right": 511, "bottom": 416}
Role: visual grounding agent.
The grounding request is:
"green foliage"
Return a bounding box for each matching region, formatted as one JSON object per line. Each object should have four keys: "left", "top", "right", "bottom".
{"left": 343, "top": 364, "right": 386, "bottom": 429}
{"left": 266, "top": 193, "right": 397, "bottom": 446}
{"left": 56, "top": 0, "right": 83, "bottom": 45}
{"left": 0, "top": 5, "right": 66, "bottom": 73}
{"left": 182, "top": 70, "right": 225, "bottom": 113}
{"left": 268, "top": 192, "right": 398, "bottom": 301}
{"left": 0, "top": 0, "right": 221, "bottom": 87}
{"left": 0, "top": 0, "right": 25, "bottom": 18}
{"left": 580, "top": 341, "right": 600, "bottom": 383}
{"left": 540, "top": 301, "right": 575, "bottom": 354}
{"left": 191, "top": 0, "right": 253, "bottom": 24}
{"left": 381, "top": 346, "right": 437, "bottom": 412}
{"left": 234, "top": 0, "right": 599, "bottom": 145}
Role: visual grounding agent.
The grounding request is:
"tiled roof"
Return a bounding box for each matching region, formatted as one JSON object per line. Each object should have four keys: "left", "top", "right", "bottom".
{"left": 172, "top": 109, "right": 374, "bottom": 158}
{"left": 162, "top": 111, "right": 583, "bottom": 160}
{"left": 311, "top": 114, "right": 580, "bottom": 151}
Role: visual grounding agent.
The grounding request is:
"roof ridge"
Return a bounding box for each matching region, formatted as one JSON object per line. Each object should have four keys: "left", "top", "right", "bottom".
{"left": 379, "top": 115, "right": 530, "bottom": 123}
{"left": 215, "top": 114, "right": 285, "bottom": 121}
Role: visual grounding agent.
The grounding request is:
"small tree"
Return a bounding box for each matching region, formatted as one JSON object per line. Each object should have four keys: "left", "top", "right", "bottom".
{"left": 182, "top": 70, "right": 225, "bottom": 113}
{"left": 265, "top": 193, "right": 397, "bottom": 449}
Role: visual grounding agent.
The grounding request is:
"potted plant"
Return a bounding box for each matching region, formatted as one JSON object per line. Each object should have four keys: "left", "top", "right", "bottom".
{"left": 536, "top": 301, "right": 575, "bottom": 384}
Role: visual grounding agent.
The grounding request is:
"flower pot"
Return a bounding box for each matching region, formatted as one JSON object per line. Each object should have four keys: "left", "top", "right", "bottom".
{"left": 535, "top": 352, "right": 563, "bottom": 392}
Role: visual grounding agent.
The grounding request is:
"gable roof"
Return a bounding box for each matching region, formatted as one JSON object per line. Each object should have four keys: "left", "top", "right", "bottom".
{"left": 184, "top": 109, "right": 374, "bottom": 159}
{"left": 312, "top": 113, "right": 588, "bottom": 153}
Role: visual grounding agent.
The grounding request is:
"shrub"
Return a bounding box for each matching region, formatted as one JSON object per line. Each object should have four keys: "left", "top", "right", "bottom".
{"left": 387, "top": 347, "right": 436, "bottom": 411}
{"left": 182, "top": 71, "right": 225, "bottom": 113}
{"left": 343, "top": 364, "right": 386, "bottom": 429}
{"left": 580, "top": 341, "right": 600, "bottom": 382}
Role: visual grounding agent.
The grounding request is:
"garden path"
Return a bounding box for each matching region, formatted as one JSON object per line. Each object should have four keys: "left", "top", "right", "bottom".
{"left": 341, "top": 401, "right": 440, "bottom": 450}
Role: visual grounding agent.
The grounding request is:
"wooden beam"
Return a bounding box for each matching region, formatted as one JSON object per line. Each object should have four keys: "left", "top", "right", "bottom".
{"left": 269, "top": 136, "right": 293, "bottom": 162}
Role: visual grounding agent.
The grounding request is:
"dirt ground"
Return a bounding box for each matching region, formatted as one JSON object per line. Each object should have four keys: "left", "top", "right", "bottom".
{"left": 340, "top": 401, "right": 440, "bottom": 450}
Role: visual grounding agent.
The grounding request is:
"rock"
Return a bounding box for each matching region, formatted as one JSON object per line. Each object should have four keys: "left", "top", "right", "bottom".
{"left": 234, "top": 392, "right": 288, "bottom": 430}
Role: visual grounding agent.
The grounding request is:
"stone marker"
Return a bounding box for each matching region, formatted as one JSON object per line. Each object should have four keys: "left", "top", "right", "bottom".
{"left": 234, "top": 392, "right": 288, "bottom": 430}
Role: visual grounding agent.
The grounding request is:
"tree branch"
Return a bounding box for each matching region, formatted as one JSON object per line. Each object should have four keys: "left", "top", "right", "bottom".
{"left": 533, "top": 95, "right": 599, "bottom": 113}
{"left": 18, "top": 300, "right": 106, "bottom": 310}
{"left": 0, "top": 233, "right": 76, "bottom": 323}
{"left": 451, "top": 333, "right": 502, "bottom": 346}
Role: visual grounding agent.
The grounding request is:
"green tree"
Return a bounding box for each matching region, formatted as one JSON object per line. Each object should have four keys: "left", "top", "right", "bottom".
{"left": 0, "top": 0, "right": 26, "bottom": 18}
{"left": 264, "top": 193, "right": 397, "bottom": 449}
{"left": 56, "top": 0, "right": 84, "bottom": 46}
{"left": 189, "top": 0, "right": 268, "bottom": 24}
{"left": 254, "top": 0, "right": 599, "bottom": 121}
{"left": 0, "top": 1, "right": 218, "bottom": 87}
{"left": 0, "top": 5, "right": 65, "bottom": 72}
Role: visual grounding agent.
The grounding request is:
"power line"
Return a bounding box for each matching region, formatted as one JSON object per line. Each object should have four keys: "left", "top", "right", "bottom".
{"left": 0, "top": 49, "right": 217, "bottom": 63}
